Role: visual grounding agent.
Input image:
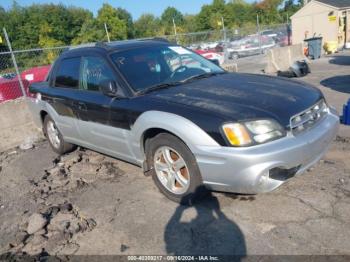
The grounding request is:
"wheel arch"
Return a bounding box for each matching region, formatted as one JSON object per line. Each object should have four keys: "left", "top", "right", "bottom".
{"left": 40, "top": 110, "right": 48, "bottom": 124}
{"left": 141, "top": 128, "right": 188, "bottom": 158}
{"left": 130, "top": 111, "right": 219, "bottom": 164}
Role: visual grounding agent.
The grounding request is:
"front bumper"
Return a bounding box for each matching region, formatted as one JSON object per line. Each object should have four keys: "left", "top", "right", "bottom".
{"left": 193, "top": 110, "right": 339, "bottom": 194}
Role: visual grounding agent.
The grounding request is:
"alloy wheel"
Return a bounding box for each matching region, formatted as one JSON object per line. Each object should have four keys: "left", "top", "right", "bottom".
{"left": 154, "top": 146, "right": 190, "bottom": 195}
{"left": 46, "top": 120, "right": 60, "bottom": 149}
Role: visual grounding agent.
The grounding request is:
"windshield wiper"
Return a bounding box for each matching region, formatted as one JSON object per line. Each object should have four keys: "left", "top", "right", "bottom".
{"left": 136, "top": 72, "right": 226, "bottom": 95}
{"left": 136, "top": 81, "right": 181, "bottom": 95}
{"left": 180, "top": 71, "right": 226, "bottom": 84}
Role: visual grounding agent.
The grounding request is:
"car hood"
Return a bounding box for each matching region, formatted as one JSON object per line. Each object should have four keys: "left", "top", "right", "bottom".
{"left": 149, "top": 73, "right": 323, "bottom": 128}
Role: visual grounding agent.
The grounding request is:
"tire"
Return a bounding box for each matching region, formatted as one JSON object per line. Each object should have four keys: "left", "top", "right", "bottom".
{"left": 145, "top": 133, "right": 207, "bottom": 205}
{"left": 232, "top": 52, "right": 239, "bottom": 60}
{"left": 43, "top": 115, "right": 76, "bottom": 155}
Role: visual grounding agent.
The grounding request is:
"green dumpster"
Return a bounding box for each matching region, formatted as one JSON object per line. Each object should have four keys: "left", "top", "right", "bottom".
{"left": 304, "top": 37, "right": 323, "bottom": 59}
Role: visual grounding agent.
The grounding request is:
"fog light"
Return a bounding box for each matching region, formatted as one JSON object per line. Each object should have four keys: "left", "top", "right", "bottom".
{"left": 269, "top": 166, "right": 300, "bottom": 181}
{"left": 258, "top": 171, "right": 269, "bottom": 186}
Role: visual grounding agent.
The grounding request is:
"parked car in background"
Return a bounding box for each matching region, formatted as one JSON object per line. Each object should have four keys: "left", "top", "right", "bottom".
{"left": 275, "top": 32, "right": 292, "bottom": 47}
{"left": 261, "top": 30, "right": 278, "bottom": 38}
{"left": 28, "top": 39, "right": 338, "bottom": 204}
{"left": 227, "top": 35, "right": 276, "bottom": 59}
{"left": 20, "top": 65, "right": 51, "bottom": 97}
{"left": 199, "top": 41, "right": 219, "bottom": 50}
{"left": 0, "top": 65, "right": 50, "bottom": 102}
{"left": 0, "top": 73, "right": 16, "bottom": 79}
{"left": 0, "top": 76, "right": 29, "bottom": 102}
{"left": 194, "top": 49, "right": 224, "bottom": 66}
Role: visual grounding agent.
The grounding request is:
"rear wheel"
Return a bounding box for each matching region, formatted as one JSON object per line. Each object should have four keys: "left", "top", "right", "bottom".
{"left": 231, "top": 52, "right": 239, "bottom": 60}
{"left": 145, "top": 133, "right": 206, "bottom": 204}
{"left": 43, "top": 115, "right": 76, "bottom": 155}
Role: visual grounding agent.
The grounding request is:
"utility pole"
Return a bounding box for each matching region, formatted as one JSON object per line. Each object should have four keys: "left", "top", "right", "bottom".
{"left": 104, "top": 23, "right": 110, "bottom": 42}
{"left": 256, "top": 14, "right": 262, "bottom": 54}
{"left": 172, "top": 18, "right": 178, "bottom": 43}
{"left": 221, "top": 16, "right": 228, "bottom": 63}
{"left": 221, "top": 16, "right": 226, "bottom": 42}
{"left": 3, "top": 27, "right": 26, "bottom": 97}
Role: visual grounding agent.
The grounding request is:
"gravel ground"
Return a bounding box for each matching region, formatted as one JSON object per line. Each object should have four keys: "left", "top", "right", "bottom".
{"left": 0, "top": 51, "right": 350, "bottom": 259}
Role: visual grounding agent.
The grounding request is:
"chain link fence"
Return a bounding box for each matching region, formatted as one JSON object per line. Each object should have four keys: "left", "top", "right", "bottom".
{"left": 0, "top": 23, "right": 290, "bottom": 103}
{"left": 0, "top": 44, "right": 67, "bottom": 103}
{"left": 170, "top": 24, "right": 289, "bottom": 47}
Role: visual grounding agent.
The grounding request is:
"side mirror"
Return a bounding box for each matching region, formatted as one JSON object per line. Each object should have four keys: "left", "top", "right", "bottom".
{"left": 100, "top": 80, "right": 118, "bottom": 97}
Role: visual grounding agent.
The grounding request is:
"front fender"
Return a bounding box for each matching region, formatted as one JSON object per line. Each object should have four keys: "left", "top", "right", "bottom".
{"left": 129, "top": 110, "right": 219, "bottom": 163}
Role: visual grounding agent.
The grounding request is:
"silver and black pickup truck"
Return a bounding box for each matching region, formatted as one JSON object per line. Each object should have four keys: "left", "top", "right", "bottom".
{"left": 28, "top": 39, "right": 339, "bottom": 203}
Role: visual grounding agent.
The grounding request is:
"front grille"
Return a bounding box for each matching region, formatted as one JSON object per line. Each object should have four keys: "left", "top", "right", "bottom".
{"left": 290, "top": 100, "right": 328, "bottom": 135}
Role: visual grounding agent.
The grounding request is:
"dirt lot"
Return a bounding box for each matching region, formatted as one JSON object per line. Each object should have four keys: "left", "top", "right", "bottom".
{"left": 0, "top": 51, "right": 350, "bottom": 259}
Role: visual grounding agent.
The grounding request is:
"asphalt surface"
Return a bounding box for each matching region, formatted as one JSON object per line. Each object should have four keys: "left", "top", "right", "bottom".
{"left": 0, "top": 51, "right": 350, "bottom": 258}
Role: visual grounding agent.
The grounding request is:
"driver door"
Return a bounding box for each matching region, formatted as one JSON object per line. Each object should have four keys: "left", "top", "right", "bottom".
{"left": 74, "top": 55, "right": 127, "bottom": 156}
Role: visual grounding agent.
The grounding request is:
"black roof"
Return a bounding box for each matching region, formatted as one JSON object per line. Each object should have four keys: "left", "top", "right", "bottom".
{"left": 316, "top": 0, "right": 350, "bottom": 8}
{"left": 68, "top": 38, "right": 171, "bottom": 54}
{"left": 107, "top": 38, "right": 170, "bottom": 51}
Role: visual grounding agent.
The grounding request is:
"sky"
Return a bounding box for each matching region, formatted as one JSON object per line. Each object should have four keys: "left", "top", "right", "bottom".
{"left": 0, "top": 0, "right": 255, "bottom": 19}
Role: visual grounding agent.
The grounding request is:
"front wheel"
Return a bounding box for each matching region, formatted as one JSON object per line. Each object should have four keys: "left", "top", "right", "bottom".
{"left": 145, "top": 133, "right": 206, "bottom": 204}
{"left": 43, "top": 115, "right": 76, "bottom": 155}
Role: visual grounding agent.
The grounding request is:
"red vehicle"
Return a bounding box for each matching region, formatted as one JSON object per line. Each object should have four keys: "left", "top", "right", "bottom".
{"left": 194, "top": 49, "right": 224, "bottom": 65}
{"left": 0, "top": 76, "right": 28, "bottom": 102}
{"left": 0, "top": 65, "right": 51, "bottom": 103}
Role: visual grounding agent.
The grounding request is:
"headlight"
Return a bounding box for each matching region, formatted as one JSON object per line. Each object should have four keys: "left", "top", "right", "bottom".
{"left": 222, "top": 119, "right": 284, "bottom": 146}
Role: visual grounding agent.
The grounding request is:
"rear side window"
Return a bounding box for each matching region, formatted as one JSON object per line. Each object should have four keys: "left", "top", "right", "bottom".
{"left": 55, "top": 57, "right": 80, "bottom": 89}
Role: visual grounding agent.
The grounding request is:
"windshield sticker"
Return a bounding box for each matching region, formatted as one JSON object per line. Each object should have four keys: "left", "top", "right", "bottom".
{"left": 169, "top": 46, "right": 191, "bottom": 55}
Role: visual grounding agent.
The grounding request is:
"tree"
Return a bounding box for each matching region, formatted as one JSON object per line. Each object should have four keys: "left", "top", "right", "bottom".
{"left": 195, "top": 5, "right": 213, "bottom": 31}
{"left": 254, "top": 0, "right": 284, "bottom": 24}
{"left": 224, "top": 0, "right": 252, "bottom": 27}
{"left": 0, "top": 0, "right": 304, "bottom": 50}
{"left": 38, "top": 21, "right": 65, "bottom": 63}
{"left": 0, "top": 2, "right": 92, "bottom": 49}
{"left": 38, "top": 21, "right": 64, "bottom": 48}
{"left": 161, "top": 7, "right": 184, "bottom": 34}
{"left": 182, "top": 15, "right": 197, "bottom": 33}
{"left": 73, "top": 4, "right": 128, "bottom": 44}
{"left": 97, "top": 4, "right": 128, "bottom": 41}
{"left": 66, "top": 7, "right": 94, "bottom": 43}
{"left": 116, "top": 8, "right": 134, "bottom": 38}
{"left": 195, "top": 0, "right": 230, "bottom": 31}
{"left": 71, "top": 18, "right": 105, "bottom": 44}
{"left": 134, "top": 14, "right": 160, "bottom": 38}
{"left": 281, "top": 0, "right": 302, "bottom": 21}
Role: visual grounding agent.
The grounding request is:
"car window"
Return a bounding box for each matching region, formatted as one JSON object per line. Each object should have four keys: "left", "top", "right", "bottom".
{"left": 80, "top": 56, "right": 115, "bottom": 92}
{"left": 55, "top": 57, "right": 80, "bottom": 89}
{"left": 110, "top": 45, "right": 224, "bottom": 92}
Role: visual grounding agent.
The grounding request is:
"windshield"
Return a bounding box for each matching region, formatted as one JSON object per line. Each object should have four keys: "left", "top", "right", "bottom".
{"left": 110, "top": 45, "right": 224, "bottom": 92}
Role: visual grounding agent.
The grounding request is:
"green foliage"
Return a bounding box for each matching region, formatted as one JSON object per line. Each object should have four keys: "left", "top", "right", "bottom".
{"left": 0, "top": 0, "right": 302, "bottom": 50}
{"left": 0, "top": 2, "right": 92, "bottom": 49}
{"left": 160, "top": 7, "right": 184, "bottom": 35}
{"left": 182, "top": 15, "right": 197, "bottom": 33}
{"left": 255, "top": 0, "right": 284, "bottom": 24}
{"left": 134, "top": 14, "right": 161, "bottom": 38}
{"left": 72, "top": 4, "right": 130, "bottom": 44}
{"left": 71, "top": 18, "right": 105, "bottom": 44}
{"left": 97, "top": 4, "right": 128, "bottom": 40}
{"left": 116, "top": 7, "right": 134, "bottom": 38}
